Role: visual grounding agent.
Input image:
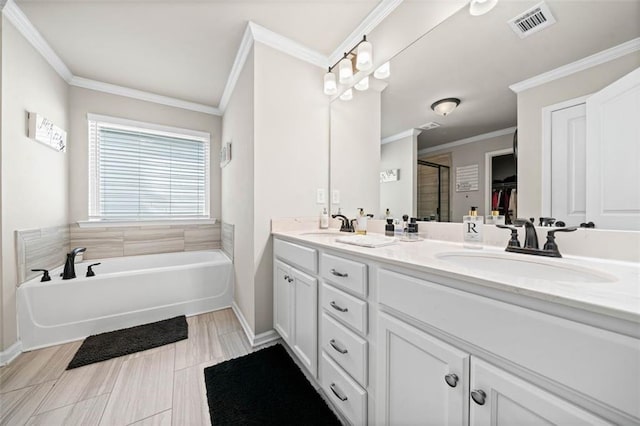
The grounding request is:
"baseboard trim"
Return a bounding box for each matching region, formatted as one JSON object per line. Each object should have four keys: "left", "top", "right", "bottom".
{"left": 0, "top": 341, "right": 23, "bottom": 366}
{"left": 231, "top": 301, "right": 279, "bottom": 348}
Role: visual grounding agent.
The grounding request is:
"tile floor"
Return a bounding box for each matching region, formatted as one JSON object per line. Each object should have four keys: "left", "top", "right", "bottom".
{"left": 0, "top": 308, "right": 264, "bottom": 426}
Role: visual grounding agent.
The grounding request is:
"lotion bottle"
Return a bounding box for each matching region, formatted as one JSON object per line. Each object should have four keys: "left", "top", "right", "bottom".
{"left": 463, "top": 206, "right": 484, "bottom": 249}
{"left": 320, "top": 207, "right": 329, "bottom": 229}
{"left": 355, "top": 208, "right": 367, "bottom": 235}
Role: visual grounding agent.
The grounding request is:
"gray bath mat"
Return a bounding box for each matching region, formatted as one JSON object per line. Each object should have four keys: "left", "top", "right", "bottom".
{"left": 67, "top": 315, "right": 188, "bottom": 369}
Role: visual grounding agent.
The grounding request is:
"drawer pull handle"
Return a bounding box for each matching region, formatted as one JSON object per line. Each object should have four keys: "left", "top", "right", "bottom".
{"left": 444, "top": 374, "right": 458, "bottom": 388}
{"left": 330, "top": 269, "right": 349, "bottom": 278}
{"left": 330, "top": 383, "right": 348, "bottom": 402}
{"left": 330, "top": 301, "right": 349, "bottom": 313}
{"left": 329, "top": 339, "right": 348, "bottom": 354}
{"left": 471, "top": 389, "right": 486, "bottom": 406}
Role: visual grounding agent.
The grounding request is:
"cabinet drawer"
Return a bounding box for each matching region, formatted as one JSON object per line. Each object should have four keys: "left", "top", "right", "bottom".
{"left": 321, "top": 351, "right": 367, "bottom": 426}
{"left": 274, "top": 238, "right": 317, "bottom": 273}
{"left": 378, "top": 268, "right": 640, "bottom": 419}
{"left": 321, "top": 253, "right": 367, "bottom": 297}
{"left": 321, "top": 313, "right": 368, "bottom": 387}
{"left": 321, "top": 283, "right": 368, "bottom": 335}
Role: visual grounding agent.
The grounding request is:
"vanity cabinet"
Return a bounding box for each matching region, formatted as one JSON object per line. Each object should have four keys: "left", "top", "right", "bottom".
{"left": 273, "top": 239, "right": 318, "bottom": 377}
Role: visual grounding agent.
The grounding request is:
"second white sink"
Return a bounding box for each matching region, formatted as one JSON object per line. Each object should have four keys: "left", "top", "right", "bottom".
{"left": 436, "top": 252, "right": 617, "bottom": 283}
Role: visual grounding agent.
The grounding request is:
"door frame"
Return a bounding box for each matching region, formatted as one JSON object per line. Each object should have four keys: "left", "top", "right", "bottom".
{"left": 540, "top": 94, "right": 591, "bottom": 216}
{"left": 484, "top": 148, "right": 514, "bottom": 217}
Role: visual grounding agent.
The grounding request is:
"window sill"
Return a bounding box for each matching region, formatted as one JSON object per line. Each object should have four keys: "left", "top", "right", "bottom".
{"left": 76, "top": 218, "right": 217, "bottom": 228}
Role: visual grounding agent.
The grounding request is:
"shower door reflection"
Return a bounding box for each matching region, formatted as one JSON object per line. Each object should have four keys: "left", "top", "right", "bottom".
{"left": 417, "top": 160, "right": 450, "bottom": 222}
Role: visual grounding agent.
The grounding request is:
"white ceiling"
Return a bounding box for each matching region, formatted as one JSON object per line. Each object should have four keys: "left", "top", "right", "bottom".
{"left": 15, "top": 0, "right": 382, "bottom": 106}
{"left": 379, "top": 0, "right": 640, "bottom": 150}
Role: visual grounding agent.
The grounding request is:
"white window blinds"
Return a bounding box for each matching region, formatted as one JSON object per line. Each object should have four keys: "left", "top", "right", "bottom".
{"left": 88, "top": 114, "right": 210, "bottom": 220}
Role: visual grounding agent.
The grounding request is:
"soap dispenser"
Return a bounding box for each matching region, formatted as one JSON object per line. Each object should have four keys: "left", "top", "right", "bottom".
{"left": 355, "top": 208, "right": 367, "bottom": 235}
{"left": 463, "top": 207, "right": 484, "bottom": 249}
{"left": 320, "top": 207, "right": 329, "bottom": 229}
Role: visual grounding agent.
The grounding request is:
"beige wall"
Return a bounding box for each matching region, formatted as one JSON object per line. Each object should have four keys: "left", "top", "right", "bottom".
{"left": 517, "top": 52, "right": 640, "bottom": 219}
{"left": 1, "top": 17, "right": 70, "bottom": 351}
{"left": 253, "top": 43, "right": 329, "bottom": 334}
{"left": 380, "top": 134, "right": 417, "bottom": 218}
{"left": 330, "top": 87, "right": 382, "bottom": 217}
{"left": 221, "top": 49, "right": 256, "bottom": 332}
{"left": 423, "top": 133, "right": 512, "bottom": 222}
{"left": 68, "top": 86, "right": 222, "bottom": 223}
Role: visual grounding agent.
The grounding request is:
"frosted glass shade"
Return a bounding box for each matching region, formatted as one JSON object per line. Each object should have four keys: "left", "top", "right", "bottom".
{"left": 339, "top": 89, "right": 353, "bottom": 101}
{"left": 339, "top": 57, "right": 354, "bottom": 85}
{"left": 354, "top": 76, "right": 369, "bottom": 91}
{"left": 373, "top": 62, "right": 390, "bottom": 79}
{"left": 323, "top": 72, "right": 337, "bottom": 95}
{"left": 356, "top": 40, "right": 373, "bottom": 71}
{"left": 469, "top": 0, "right": 498, "bottom": 16}
{"left": 431, "top": 98, "right": 460, "bottom": 116}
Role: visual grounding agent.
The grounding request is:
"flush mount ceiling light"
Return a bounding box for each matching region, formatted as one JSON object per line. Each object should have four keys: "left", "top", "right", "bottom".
{"left": 469, "top": 0, "right": 498, "bottom": 16}
{"left": 373, "top": 61, "right": 390, "bottom": 79}
{"left": 431, "top": 98, "right": 461, "bottom": 116}
{"left": 323, "top": 35, "right": 373, "bottom": 96}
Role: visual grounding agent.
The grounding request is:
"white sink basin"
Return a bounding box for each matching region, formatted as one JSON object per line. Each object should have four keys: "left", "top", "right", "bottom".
{"left": 436, "top": 252, "right": 616, "bottom": 283}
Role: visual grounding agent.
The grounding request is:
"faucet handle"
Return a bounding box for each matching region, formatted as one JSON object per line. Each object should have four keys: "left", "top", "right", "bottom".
{"left": 496, "top": 224, "right": 521, "bottom": 248}
{"left": 86, "top": 263, "right": 101, "bottom": 277}
{"left": 31, "top": 269, "right": 51, "bottom": 282}
{"left": 543, "top": 227, "right": 577, "bottom": 255}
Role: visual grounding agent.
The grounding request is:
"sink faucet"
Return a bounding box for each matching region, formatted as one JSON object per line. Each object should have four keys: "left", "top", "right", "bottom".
{"left": 331, "top": 214, "right": 353, "bottom": 232}
{"left": 514, "top": 218, "right": 538, "bottom": 249}
{"left": 62, "top": 247, "right": 86, "bottom": 280}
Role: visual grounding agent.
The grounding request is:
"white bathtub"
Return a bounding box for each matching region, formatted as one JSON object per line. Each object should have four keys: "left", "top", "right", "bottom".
{"left": 17, "top": 250, "right": 233, "bottom": 350}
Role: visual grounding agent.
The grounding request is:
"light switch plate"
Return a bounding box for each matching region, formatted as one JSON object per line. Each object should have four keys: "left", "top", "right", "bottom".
{"left": 332, "top": 190, "right": 340, "bottom": 204}
{"left": 316, "top": 188, "right": 325, "bottom": 204}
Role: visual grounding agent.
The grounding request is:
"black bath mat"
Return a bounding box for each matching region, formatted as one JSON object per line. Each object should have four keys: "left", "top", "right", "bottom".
{"left": 204, "top": 344, "right": 341, "bottom": 425}
{"left": 67, "top": 315, "right": 188, "bottom": 369}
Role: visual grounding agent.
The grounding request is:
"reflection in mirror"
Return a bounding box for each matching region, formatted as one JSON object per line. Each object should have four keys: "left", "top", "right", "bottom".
{"left": 329, "top": 0, "right": 640, "bottom": 230}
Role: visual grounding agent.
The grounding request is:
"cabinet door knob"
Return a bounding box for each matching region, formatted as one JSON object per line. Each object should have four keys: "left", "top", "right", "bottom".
{"left": 330, "top": 269, "right": 349, "bottom": 278}
{"left": 329, "top": 339, "right": 348, "bottom": 354}
{"left": 444, "top": 373, "right": 458, "bottom": 388}
{"left": 471, "top": 389, "right": 486, "bottom": 405}
{"left": 329, "top": 301, "right": 349, "bottom": 313}
{"left": 329, "top": 383, "right": 348, "bottom": 402}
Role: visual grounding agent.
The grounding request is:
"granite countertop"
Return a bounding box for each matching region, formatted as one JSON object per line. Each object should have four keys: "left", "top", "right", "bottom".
{"left": 273, "top": 229, "right": 640, "bottom": 325}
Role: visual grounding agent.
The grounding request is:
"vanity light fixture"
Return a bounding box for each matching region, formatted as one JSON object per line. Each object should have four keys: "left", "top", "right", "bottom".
{"left": 373, "top": 61, "right": 391, "bottom": 79}
{"left": 431, "top": 98, "right": 461, "bottom": 116}
{"left": 354, "top": 76, "right": 369, "bottom": 91}
{"left": 339, "top": 88, "right": 353, "bottom": 101}
{"left": 323, "top": 35, "right": 373, "bottom": 95}
{"left": 469, "top": 0, "right": 498, "bottom": 16}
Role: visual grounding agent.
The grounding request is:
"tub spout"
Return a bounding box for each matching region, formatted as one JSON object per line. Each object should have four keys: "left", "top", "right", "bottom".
{"left": 62, "top": 247, "right": 86, "bottom": 280}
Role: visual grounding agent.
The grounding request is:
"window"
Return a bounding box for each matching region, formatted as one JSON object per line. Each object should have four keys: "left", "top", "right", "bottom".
{"left": 88, "top": 114, "right": 210, "bottom": 221}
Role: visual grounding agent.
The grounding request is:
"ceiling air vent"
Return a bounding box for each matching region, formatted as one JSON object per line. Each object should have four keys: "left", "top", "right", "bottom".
{"left": 508, "top": 2, "right": 556, "bottom": 39}
{"left": 418, "top": 122, "right": 440, "bottom": 131}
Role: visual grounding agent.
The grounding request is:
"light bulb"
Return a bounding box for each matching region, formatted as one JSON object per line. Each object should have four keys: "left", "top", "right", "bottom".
{"left": 373, "top": 61, "right": 390, "bottom": 79}
{"left": 356, "top": 40, "right": 373, "bottom": 71}
{"left": 323, "top": 72, "right": 337, "bottom": 95}
{"left": 354, "top": 76, "right": 369, "bottom": 91}
{"left": 339, "top": 89, "right": 353, "bottom": 101}
{"left": 338, "top": 57, "right": 354, "bottom": 85}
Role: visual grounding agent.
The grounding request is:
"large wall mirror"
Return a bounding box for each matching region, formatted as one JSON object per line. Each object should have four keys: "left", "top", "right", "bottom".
{"left": 330, "top": 0, "right": 640, "bottom": 230}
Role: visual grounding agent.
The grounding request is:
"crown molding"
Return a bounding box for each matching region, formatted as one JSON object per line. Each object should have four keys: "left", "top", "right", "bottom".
{"left": 418, "top": 126, "right": 517, "bottom": 155}
{"left": 510, "top": 37, "right": 640, "bottom": 93}
{"left": 2, "top": 0, "right": 73, "bottom": 82}
{"left": 70, "top": 77, "right": 221, "bottom": 115}
{"left": 381, "top": 128, "right": 421, "bottom": 145}
{"left": 250, "top": 21, "right": 328, "bottom": 69}
{"left": 329, "top": 0, "right": 403, "bottom": 65}
{"left": 218, "top": 23, "right": 255, "bottom": 112}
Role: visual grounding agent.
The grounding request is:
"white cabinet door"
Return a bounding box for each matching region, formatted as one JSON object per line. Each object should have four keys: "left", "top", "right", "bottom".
{"left": 291, "top": 268, "right": 318, "bottom": 377}
{"left": 551, "top": 103, "right": 587, "bottom": 226}
{"left": 470, "top": 358, "right": 609, "bottom": 426}
{"left": 273, "top": 259, "right": 292, "bottom": 344}
{"left": 586, "top": 67, "right": 640, "bottom": 230}
{"left": 377, "top": 312, "right": 469, "bottom": 426}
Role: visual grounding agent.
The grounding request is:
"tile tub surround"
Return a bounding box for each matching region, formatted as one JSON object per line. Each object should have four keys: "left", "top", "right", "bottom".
{"left": 16, "top": 225, "right": 70, "bottom": 284}
{"left": 69, "top": 222, "right": 222, "bottom": 260}
{"left": 222, "top": 222, "right": 234, "bottom": 261}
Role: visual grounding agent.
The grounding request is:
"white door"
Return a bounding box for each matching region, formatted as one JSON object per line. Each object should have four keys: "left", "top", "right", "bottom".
{"left": 469, "top": 358, "right": 609, "bottom": 425}
{"left": 586, "top": 67, "right": 640, "bottom": 230}
{"left": 377, "top": 312, "right": 469, "bottom": 426}
{"left": 273, "top": 259, "right": 292, "bottom": 344}
{"left": 291, "top": 267, "right": 318, "bottom": 377}
{"left": 551, "top": 103, "right": 587, "bottom": 226}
